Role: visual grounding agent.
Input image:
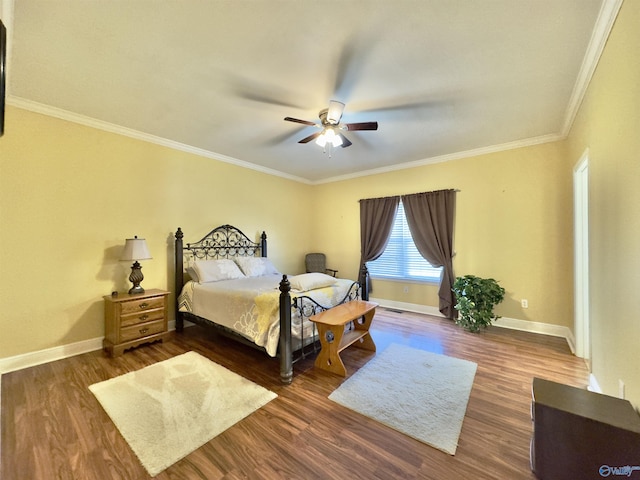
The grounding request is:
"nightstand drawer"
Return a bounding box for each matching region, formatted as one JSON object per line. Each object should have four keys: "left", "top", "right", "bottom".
{"left": 120, "top": 308, "right": 164, "bottom": 328}
{"left": 120, "top": 319, "right": 166, "bottom": 343}
{"left": 120, "top": 295, "right": 165, "bottom": 315}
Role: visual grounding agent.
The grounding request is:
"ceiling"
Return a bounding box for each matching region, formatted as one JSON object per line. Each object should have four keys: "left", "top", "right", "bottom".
{"left": 5, "top": 0, "right": 615, "bottom": 183}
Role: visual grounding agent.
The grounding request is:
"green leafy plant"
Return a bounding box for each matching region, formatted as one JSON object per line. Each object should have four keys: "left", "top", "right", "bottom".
{"left": 452, "top": 275, "right": 505, "bottom": 332}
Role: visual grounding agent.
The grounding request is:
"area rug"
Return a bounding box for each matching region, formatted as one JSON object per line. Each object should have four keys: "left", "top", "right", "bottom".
{"left": 89, "top": 351, "right": 277, "bottom": 476}
{"left": 328, "top": 343, "right": 477, "bottom": 455}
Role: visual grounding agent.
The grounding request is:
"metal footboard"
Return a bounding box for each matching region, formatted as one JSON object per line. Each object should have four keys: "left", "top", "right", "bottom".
{"left": 278, "top": 276, "right": 361, "bottom": 383}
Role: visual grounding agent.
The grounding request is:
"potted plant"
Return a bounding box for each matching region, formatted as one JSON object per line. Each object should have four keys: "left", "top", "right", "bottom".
{"left": 452, "top": 275, "right": 505, "bottom": 332}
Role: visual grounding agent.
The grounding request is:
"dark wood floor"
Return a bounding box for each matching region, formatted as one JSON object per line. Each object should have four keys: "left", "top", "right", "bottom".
{"left": 1, "top": 309, "right": 589, "bottom": 480}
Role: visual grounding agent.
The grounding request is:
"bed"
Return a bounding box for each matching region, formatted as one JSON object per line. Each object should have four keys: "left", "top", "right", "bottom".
{"left": 174, "top": 224, "right": 368, "bottom": 384}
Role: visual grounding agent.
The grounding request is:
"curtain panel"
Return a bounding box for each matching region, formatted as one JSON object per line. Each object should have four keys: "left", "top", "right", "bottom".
{"left": 358, "top": 196, "right": 400, "bottom": 293}
{"left": 401, "top": 189, "right": 457, "bottom": 318}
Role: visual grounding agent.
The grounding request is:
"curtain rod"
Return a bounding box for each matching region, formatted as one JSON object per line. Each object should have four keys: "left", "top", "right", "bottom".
{"left": 359, "top": 188, "right": 460, "bottom": 202}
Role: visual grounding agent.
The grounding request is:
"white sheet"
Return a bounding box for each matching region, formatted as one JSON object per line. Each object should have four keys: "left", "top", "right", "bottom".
{"left": 178, "top": 274, "right": 359, "bottom": 356}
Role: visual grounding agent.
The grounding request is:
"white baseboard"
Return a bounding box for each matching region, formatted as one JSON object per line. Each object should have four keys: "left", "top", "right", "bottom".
{"left": 0, "top": 320, "right": 183, "bottom": 375}
{"left": 0, "top": 307, "right": 576, "bottom": 375}
{"left": 370, "top": 297, "right": 576, "bottom": 352}
{"left": 494, "top": 316, "right": 576, "bottom": 354}
{"left": 0, "top": 337, "right": 104, "bottom": 375}
{"left": 588, "top": 373, "right": 602, "bottom": 393}
{"left": 370, "top": 297, "right": 443, "bottom": 317}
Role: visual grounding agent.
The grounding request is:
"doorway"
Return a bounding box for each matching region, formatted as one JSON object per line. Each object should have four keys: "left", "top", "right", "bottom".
{"left": 573, "top": 149, "right": 590, "bottom": 366}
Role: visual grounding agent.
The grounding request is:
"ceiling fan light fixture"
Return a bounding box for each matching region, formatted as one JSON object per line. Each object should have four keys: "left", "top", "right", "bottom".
{"left": 316, "top": 128, "right": 342, "bottom": 149}
{"left": 315, "top": 133, "right": 327, "bottom": 148}
{"left": 329, "top": 129, "right": 343, "bottom": 147}
{"left": 326, "top": 100, "right": 345, "bottom": 124}
{"left": 284, "top": 100, "right": 375, "bottom": 150}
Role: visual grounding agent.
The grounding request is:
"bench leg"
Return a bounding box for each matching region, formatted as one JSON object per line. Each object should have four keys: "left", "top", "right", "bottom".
{"left": 352, "top": 331, "right": 376, "bottom": 352}
{"left": 314, "top": 324, "right": 347, "bottom": 377}
{"left": 352, "top": 309, "right": 377, "bottom": 352}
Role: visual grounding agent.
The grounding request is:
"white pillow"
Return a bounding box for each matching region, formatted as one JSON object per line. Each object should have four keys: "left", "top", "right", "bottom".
{"left": 186, "top": 265, "right": 199, "bottom": 282}
{"left": 192, "top": 259, "right": 245, "bottom": 283}
{"left": 235, "top": 257, "right": 280, "bottom": 277}
{"left": 288, "top": 272, "right": 337, "bottom": 292}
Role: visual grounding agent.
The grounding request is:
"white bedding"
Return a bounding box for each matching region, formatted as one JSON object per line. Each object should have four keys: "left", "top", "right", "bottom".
{"left": 178, "top": 274, "right": 359, "bottom": 356}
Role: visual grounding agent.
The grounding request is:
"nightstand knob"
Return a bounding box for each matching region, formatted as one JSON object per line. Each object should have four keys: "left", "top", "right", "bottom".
{"left": 139, "top": 303, "right": 149, "bottom": 309}
{"left": 139, "top": 314, "right": 149, "bottom": 321}
{"left": 139, "top": 328, "right": 149, "bottom": 334}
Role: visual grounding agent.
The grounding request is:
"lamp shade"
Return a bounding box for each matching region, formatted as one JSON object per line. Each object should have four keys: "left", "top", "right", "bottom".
{"left": 326, "top": 100, "right": 345, "bottom": 124}
{"left": 121, "top": 236, "right": 152, "bottom": 261}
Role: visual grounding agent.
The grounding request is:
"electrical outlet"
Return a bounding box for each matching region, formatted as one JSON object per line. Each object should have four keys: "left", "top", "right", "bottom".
{"left": 619, "top": 379, "right": 625, "bottom": 399}
{"left": 521, "top": 299, "right": 528, "bottom": 308}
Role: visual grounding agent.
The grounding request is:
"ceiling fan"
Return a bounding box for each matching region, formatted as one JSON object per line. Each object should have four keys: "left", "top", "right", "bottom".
{"left": 284, "top": 100, "right": 378, "bottom": 149}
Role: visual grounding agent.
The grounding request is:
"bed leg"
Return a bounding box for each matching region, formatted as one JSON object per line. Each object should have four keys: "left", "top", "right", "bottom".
{"left": 279, "top": 275, "right": 293, "bottom": 384}
{"left": 360, "top": 264, "right": 370, "bottom": 301}
{"left": 175, "top": 227, "right": 185, "bottom": 331}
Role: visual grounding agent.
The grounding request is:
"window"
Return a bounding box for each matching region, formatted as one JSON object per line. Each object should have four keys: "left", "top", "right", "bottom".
{"left": 367, "top": 201, "right": 443, "bottom": 283}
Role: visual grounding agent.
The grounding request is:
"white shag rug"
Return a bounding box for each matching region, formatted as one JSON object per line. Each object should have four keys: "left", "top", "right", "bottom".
{"left": 89, "top": 351, "right": 277, "bottom": 477}
{"left": 328, "top": 343, "right": 477, "bottom": 455}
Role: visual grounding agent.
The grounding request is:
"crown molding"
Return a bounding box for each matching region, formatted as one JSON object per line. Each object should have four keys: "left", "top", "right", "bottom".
{"left": 313, "top": 133, "right": 564, "bottom": 185}
{"left": 10, "top": 93, "right": 567, "bottom": 186}
{"left": 7, "top": 95, "right": 312, "bottom": 184}
{"left": 561, "top": 0, "right": 623, "bottom": 136}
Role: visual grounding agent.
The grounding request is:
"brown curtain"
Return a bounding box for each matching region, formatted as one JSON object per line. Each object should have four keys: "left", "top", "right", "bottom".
{"left": 401, "top": 189, "right": 457, "bottom": 319}
{"left": 359, "top": 196, "right": 400, "bottom": 293}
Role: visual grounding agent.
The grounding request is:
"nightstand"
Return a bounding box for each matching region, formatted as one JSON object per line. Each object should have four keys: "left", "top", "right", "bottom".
{"left": 103, "top": 289, "right": 170, "bottom": 356}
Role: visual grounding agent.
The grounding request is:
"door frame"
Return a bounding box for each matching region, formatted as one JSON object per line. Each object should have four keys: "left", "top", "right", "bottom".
{"left": 573, "top": 149, "right": 590, "bottom": 365}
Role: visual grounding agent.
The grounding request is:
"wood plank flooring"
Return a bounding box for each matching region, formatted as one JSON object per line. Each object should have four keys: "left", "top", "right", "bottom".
{"left": 1, "top": 309, "right": 589, "bottom": 479}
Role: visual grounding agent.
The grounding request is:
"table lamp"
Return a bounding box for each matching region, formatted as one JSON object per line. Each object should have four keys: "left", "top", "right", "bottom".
{"left": 121, "top": 236, "right": 152, "bottom": 294}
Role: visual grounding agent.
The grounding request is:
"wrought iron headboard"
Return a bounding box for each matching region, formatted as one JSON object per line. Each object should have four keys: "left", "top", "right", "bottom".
{"left": 180, "top": 224, "right": 266, "bottom": 262}
{"left": 174, "top": 225, "right": 267, "bottom": 306}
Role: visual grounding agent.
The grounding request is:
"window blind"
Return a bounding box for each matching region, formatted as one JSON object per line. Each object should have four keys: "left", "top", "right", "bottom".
{"left": 367, "top": 201, "right": 442, "bottom": 282}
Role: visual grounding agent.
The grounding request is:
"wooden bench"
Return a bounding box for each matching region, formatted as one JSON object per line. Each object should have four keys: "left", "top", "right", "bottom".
{"left": 309, "top": 300, "right": 378, "bottom": 376}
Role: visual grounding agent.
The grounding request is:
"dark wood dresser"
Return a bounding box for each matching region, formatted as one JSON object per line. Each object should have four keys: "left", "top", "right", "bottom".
{"left": 531, "top": 377, "right": 640, "bottom": 480}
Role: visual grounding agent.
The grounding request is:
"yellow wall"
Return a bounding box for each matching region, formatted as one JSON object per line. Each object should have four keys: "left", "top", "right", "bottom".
{"left": 0, "top": 104, "right": 574, "bottom": 362}
{"left": 565, "top": 0, "right": 640, "bottom": 407}
{"left": 0, "top": 106, "right": 313, "bottom": 358}
{"left": 311, "top": 141, "right": 573, "bottom": 326}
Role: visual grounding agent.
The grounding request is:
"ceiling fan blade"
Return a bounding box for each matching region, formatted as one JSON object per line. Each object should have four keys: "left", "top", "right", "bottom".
{"left": 327, "top": 100, "right": 345, "bottom": 124}
{"left": 239, "top": 92, "right": 304, "bottom": 109}
{"left": 284, "top": 117, "right": 318, "bottom": 127}
{"left": 338, "top": 133, "right": 352, "bottom": 148}
{"left": 343, "top": 121, "right": 378, "bottom": 131}
{"left": 298, "top": 132, "right": 322, "bottom": 144}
